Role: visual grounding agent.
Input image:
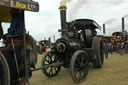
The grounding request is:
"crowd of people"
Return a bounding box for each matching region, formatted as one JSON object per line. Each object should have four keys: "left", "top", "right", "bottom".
{"left": 103, "top": 41, "right": 127, "bottom": 59}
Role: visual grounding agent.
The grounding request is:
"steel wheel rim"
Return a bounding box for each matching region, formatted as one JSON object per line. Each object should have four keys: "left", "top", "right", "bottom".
{"left": 0, "top": 60, "right": 5, "bottom": 85}
{"left": 73, "top": 52, "right": 89, "bottom": 82}
{"left": 42, "top": 52, "right": 60, "bottom": 77}
{"left": 100, "top": 40, "right": 104, "bottom": 65}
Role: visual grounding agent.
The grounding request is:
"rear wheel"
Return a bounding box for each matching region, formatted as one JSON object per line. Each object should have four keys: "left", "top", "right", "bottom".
{"left": 27, "top": 34, "right": 38, "bottom": 67}
{"left": 70, "top": 50, "right": 89, "bottom": 83}
{"left": 0, "top": 52, "right": 10, "bottom": 85}
{"left": 92, "top": 37, "right": 104, "bottom": 68}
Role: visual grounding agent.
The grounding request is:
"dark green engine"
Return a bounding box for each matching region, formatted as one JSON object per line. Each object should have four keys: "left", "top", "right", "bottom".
{"left": 41, "top": 6, "right": 104, "bottom": 83}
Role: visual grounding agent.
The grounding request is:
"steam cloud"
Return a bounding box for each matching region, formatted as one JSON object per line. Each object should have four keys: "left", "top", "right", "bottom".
{"left": 123, "top": 14, "right": 128, "bottom": 18}
{"left": 60, "top": 0, "right": 127, "bottom": 22}
{"left": 103, "top": 19, "right": 116, "bottom": 24}
{"left": 67, "top": 0, "right": 125, "bottom": 21}
{"left": 68, "top": 0, "right": 88, "bottom": 20}
{"left": 60, "top": 0, "right": 72, "bottom": 6}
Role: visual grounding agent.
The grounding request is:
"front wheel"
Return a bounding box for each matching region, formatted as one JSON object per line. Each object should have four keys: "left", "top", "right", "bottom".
{"left": 41, "top": 51, "right": 61, "bottom": 78}
{"left": 70, "top": 50, "right": 89, "bottom": 83}
{"left": 0, "top": 52, "right": 10, "bottom": 85}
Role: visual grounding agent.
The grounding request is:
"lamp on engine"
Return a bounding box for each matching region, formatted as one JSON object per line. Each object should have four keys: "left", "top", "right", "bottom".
{"left": 41, "top": 6, "right": 104, "bottom": 83}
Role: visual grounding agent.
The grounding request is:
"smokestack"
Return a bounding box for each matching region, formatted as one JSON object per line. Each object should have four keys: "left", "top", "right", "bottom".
{"left": 103, "top": 24, "right": 105, "bottom": 35}
{"left": 122, "top": 17, "right": 125, "bottom": 32}
{"left": 44, "top": 37, "right": 46, "bottom": 40}
{"left": 53, "top": 35, "right": 55, "bottom": 43}
{"left": 48, "top": 37, "right": 51, "bottom": 43}
{"left": 48, "top": 37, "right": 51, "bottom": 47}
{"left": 59, "top": 6, "right": 67, "bottom": 36}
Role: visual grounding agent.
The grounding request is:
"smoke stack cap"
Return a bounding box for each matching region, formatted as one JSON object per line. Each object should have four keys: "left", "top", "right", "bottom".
{"left": 59, "top": 6, "right": 67, "bottom": 10}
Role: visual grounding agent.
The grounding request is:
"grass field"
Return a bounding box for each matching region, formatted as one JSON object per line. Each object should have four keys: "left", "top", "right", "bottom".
{"left": 30, "top": 52, "right": 128, "bottom": 85}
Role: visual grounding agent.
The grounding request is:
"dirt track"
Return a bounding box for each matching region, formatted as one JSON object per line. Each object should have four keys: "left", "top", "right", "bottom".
{"left": 30, "top": 52, "right": 128, "bottom": 85}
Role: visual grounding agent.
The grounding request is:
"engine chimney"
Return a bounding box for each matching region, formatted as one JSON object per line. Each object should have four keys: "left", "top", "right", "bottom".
{"left": 59, "top": 6, "right": 67, "bottom": 36}
{"left": 103, "top": 24, "right": 105, "bottom": 35}
{"left": 48, "top": 37, "right": 51, "bottom": 47}
{"left": 122, "top": 17, "right": 125, "bottom": 32}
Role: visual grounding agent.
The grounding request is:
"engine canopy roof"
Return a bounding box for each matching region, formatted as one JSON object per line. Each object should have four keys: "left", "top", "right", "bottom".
{"left": 68, "top": 19, "right": 101, "bottom": 30}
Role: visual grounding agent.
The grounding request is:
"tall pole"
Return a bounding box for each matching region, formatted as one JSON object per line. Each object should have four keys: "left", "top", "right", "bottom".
{"left": 122, "top": 17, "right": 125, "bottom": 32}
{"left": 44, "top": 37, "right": 46, "bottom": 40}
{"left": 103, "top": 24, "right": 105, "bottom": 35}
{"left": 23, "top": 11, "right": 30, "bottom": 85}
{"left": 48, "top": 37, "right": 51, "bottom": 47}
{"left": 53, "top": 35, "right": 55, "bottom": 43}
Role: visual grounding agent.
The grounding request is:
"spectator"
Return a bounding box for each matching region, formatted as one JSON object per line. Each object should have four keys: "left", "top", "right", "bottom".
{"left": 103, "top": 42, "right": 109, "bottom": 59}
{"left": 120, "top": 42, "right": 124, "bottom": 56}
{"left": 117, "top": 42, "right": 120, "bottom": 54}
{"left": 108, "top": 42, "right": 113, "bottom": 54}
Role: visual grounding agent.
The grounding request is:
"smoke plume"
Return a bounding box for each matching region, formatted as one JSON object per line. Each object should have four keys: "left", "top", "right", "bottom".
{"left": 68, "top": 0, "right": 88, "bottom": 21}
{"left": 103, "top": 19, "right": 116, "bottom": 24}
{"left": 123, "top": 14, "right": 128, "bottom": 18}
{"left": 60, "top": 0, "right": 72, "bottom": 6}
{"left": 68, "top": 0, "right": 124, "bottom": 21}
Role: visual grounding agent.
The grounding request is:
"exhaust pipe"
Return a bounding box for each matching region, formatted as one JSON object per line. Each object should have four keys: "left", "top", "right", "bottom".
{"left": 59, "top": 6, "right": 67, "bottom": 36}
{"left": 122, "top": 17, "right": 125, "bottom": 32}
{"left": 48, "top": 37, "right": 51, "bottom": 46}
{"left": 103, "top": 24, "right": 105, "bottom": 35}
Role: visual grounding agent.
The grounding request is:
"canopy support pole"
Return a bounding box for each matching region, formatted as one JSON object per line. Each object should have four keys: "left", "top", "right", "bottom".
{"left": 23, "top": 11, "right": 30, "bottom": 85}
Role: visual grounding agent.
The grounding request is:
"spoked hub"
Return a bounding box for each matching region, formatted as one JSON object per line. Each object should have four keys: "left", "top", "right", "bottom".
{"left": 70, "top": 50, "right": 89, "bottom": 83}
{"left": 0, "top": 52, "right": 10, "bottom": 85}
{"left": 41, "top": 51, "right": 61, "bottom": 77}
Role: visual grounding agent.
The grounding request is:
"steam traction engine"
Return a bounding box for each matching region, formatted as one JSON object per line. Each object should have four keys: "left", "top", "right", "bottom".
{"left": 0, "top": 0, "right": 39, "bottom": 85}
{"left": 41, "top": 6, "right": 104, "bottom": 83}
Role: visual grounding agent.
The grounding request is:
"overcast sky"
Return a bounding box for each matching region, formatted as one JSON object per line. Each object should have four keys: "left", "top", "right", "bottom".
{"left": 3, "top": 0, "right": 128, "bottom": 41}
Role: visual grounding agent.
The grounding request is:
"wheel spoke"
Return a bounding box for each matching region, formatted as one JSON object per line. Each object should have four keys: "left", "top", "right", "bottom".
{"left": 78, "top": 71, "right": 81, "bottom": 80}
{"left": 45, "top": 58, "right": 49, "bottom": 63}
{"left": 46, "top": 67, "right": 50, "bottom": 73}
{"left": 76, "top": 57, "right": 81, "bottom": 64}
{"left": 81, "top": 54, "right": 84, "bottom": 65}
{"left": 75, "top": 60, "right": 79, "bottom": 68}
{"left": 48, "top": 67, "right": 52, "bottom": 74}
{"left": 54, "top": 67, "right": 57, "bottom": 72}
{"left": 48, "top": 55, "right": 52, "bottom": 63}
{"left": 74, "top": 66, "right": 79, "bottom": 70}
{"left": 50, "top": 53, "right": 54, "bottom": 60}
{"left": 75, "top": 71, "right": 80, "bottom": 80}
{"left": 49, "top": 53, "right": 52, "bottom": 57}
{"left": 83, "top": 57, "right": 88, "bottom": 67}
{"left": 45, "top": 67, "right": 48, "bottom": 70}
{"left": 81, "top": 71, "right": 84, "bottom": 77}
{"left": 51, "top": 67, "right": 54, "bottom": 75}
